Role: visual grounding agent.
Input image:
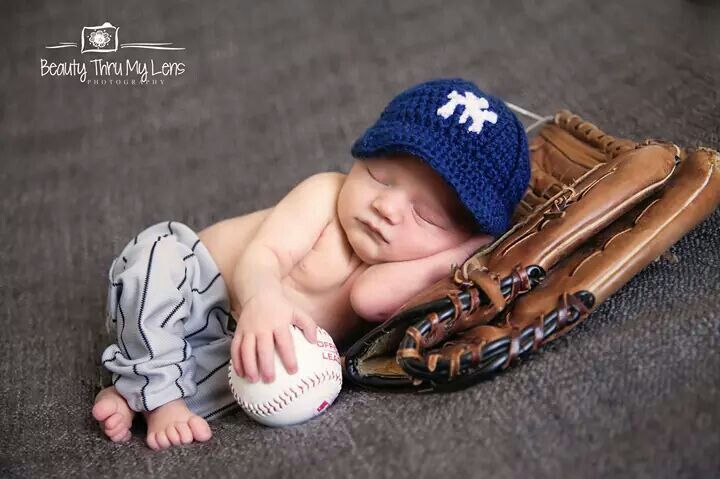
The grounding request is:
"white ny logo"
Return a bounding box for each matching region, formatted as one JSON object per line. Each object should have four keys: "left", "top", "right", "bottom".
{"left": 436, "top": 90, "right": 498, "bottom": 134}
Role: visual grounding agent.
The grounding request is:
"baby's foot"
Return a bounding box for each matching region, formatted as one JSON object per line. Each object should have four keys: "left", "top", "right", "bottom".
{"left": 92, "top": 386, "right": 136, "bottom": 443}
{"left": 143, "top": 399, "right": 212, "bottom": 450}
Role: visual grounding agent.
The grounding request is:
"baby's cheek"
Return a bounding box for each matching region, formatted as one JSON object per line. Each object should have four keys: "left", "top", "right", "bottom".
{"left": 394, "top": 236, "right": 435, "bottom": 260}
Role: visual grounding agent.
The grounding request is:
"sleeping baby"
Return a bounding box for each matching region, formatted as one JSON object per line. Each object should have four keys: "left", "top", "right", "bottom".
{"left": 91, "top": 78, "right": 530, "bottom": 449}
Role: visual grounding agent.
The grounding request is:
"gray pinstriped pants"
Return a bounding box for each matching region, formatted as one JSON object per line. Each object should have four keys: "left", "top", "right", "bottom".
{"left": 102, "top": 220, "right": 239, "bottom": 420}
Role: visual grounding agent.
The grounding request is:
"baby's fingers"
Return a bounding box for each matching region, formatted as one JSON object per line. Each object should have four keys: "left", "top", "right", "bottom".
{"left": 240, "top": 334, "right": 258, "bottom": 382}
{"left": 231, "top": 332, "right": 244, "bottom": 376}
{"left": 274, "top": 327, "right": 298, "bottom": 375}
{"left": 257, "top": 333, "right": 275, "bottom": 383}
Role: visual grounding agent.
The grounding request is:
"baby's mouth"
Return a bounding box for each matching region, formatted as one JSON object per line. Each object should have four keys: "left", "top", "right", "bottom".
{"left": 359, "top": 219, "right": 388, "bottom": 244}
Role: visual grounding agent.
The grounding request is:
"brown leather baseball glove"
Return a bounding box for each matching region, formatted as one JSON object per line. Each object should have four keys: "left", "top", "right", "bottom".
{"left": 342, "top": 110, "right": 720, "bottom": 392}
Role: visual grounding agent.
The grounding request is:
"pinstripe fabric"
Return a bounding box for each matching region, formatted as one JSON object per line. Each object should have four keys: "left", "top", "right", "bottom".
{"left": 102, "top": 221, "right": 239, "bottom": 420}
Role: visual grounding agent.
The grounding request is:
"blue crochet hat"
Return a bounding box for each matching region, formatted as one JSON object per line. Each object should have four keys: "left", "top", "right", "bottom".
{"left": 351, "top": 78, "right": 530, "bottom": 237}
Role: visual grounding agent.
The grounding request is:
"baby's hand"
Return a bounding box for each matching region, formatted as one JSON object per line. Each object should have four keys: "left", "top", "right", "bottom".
{"left": 230, "top": 290, "right": 318, "bottom": 383}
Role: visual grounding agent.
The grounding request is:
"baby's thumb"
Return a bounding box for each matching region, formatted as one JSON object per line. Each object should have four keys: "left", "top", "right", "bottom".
{"left": 292, "top": 309, "right": 317, "bottom": 344}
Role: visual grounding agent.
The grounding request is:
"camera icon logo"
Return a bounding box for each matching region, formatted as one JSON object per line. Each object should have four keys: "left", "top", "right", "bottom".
{"left": 81, "top": 22, "right": 119, "bottom": 53}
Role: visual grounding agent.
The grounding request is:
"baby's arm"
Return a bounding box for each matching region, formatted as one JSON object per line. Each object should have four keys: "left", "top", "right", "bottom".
{"left": 231, "top": 172, "right": 344, "bottom": 382}
{"left": 350, "top": 234, "right": 493, "bottom": 322}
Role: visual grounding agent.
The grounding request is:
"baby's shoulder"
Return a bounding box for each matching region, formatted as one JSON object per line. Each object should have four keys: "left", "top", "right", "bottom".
{"left": 308, "top": 171, "right": 346, "bottom": 180}
{"left": 310, "top": 171, "right": 346, "bottom": 188}
{"left": 303, "top": 171, "right": 346, "bottom": 204}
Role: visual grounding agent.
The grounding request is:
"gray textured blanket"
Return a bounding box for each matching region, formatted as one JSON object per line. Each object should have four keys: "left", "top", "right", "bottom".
{"left": 1, "top": 1, "right": 718, "bottom": 477}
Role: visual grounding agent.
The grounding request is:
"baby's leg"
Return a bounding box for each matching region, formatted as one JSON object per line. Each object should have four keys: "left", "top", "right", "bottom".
{"left": 98, "top": 221, "right": 236, "bottom": 449}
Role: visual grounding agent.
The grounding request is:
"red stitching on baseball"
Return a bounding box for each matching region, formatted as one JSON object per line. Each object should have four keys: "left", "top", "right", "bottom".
{"left": 228, "top": 366, "right": 342, "bottom": 418}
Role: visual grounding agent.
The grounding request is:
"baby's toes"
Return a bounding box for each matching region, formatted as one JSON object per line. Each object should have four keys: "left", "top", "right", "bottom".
{"left": 175, "top": 422, "right": 193, "bottom": 444}
{"left": 103, "top": 415, "right": 130, "bottom": 437}
{"left": 109, "top": 429, "right": 131, "bottom": 443}
{"left": 104, "top": 422, "right": 127, "bottom": 439}
{"left": 165, "top": 425, "right": 182, "bottom": 446}
{"left": 92, "top": 399, "right": 116, "bottom": 423}
{"left": 104, "top": 412, "right": 124, "bottom": 431}
{"left": 155, "top": 430, "right": 171, "bottom": 449}
{"left": 146, "top": 432, "right": 160, "bottom": 450}
{"left": 188, "top": 416, "right": 212, "bottom": 442}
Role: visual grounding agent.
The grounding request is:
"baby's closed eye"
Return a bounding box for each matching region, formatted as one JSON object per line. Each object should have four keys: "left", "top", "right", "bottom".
{"left": 366, "top": 163, "right": 445, "bottom": 228}
{"left": 367, "top": 167, "right": 387, "bottom": 186}
{"left": 411, "top": 205, "right": 435, "bottom": 226}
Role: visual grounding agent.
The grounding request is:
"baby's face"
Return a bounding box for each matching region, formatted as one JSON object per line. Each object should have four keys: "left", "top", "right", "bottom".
{"left": 337, "top": 154, "right": 475, "bottom": 265}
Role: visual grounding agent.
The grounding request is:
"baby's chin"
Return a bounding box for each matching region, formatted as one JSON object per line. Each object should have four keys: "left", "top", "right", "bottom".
{"left": 346, "top": 229, "right": 387, "bottom": 265}
{"left": 348, "top": 238, "right": 382, "bottom": 265}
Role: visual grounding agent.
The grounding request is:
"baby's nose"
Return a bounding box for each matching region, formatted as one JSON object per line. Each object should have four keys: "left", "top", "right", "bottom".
{"left": 372, "top": 194, "right": 406, "bottom": 224}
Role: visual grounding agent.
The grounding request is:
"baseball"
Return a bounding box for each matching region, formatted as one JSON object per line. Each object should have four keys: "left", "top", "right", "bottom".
{"left": 227, "top": 325, "right": 342, "bottom": 427}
